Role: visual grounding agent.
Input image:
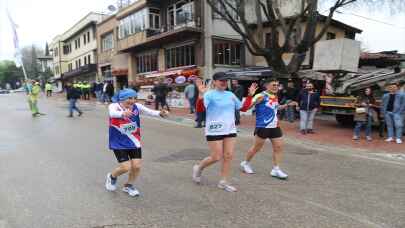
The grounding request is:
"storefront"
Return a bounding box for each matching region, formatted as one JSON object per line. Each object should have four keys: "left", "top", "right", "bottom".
{"left": 112, "top": 69, "right": 129, "bottom": 90}
{"left": 136, "top": 66, "right": 200, "bottom": 107}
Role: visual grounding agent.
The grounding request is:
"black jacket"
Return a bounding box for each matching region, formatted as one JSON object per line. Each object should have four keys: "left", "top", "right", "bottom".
{"left": 232, "top": 85, "right": 244, "bottom": 100}
{"left": 67, "top": 87, "right": 81, "bottom": 100}
{"left": 298, "top": 90, "right": 320, "bottom": 111}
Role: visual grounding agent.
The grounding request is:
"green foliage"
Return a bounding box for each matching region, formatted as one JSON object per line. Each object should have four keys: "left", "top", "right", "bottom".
{"left": 0, "top": 60, "right": 24, "bottom": 89}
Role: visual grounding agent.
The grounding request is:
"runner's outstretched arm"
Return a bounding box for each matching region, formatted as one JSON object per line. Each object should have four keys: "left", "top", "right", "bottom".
{"left": 137, "top": 103, "right": 168, "bottom": 118}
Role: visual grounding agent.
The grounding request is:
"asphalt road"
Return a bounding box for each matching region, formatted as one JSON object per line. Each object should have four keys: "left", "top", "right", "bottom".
{"left": 0, "top": 93, "right": 404, "bottom": 228}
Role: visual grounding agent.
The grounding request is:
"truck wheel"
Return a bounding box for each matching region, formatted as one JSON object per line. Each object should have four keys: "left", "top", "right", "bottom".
{"left": 335, "top": 114, "right": 354, "bottom": 126}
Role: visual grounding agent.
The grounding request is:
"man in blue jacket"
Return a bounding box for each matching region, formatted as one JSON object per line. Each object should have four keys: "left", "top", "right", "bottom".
{"left": 298, "top": 82, "right": 320, "bottom": 134}
{"left": 382, "top": 82, "right": 405, "bottom": 144}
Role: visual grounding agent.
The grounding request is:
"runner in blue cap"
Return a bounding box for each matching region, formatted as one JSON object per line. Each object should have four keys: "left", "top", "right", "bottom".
{"left": 105, "top": 89, "right": 169, "bottom": 197}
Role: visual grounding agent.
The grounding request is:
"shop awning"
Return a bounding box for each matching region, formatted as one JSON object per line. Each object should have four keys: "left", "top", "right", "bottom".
{"left": 224, "top": 67, "right": 273, "bottom": 80}
{"left": 145, "top": 66, "right": 198, "bottom": 78}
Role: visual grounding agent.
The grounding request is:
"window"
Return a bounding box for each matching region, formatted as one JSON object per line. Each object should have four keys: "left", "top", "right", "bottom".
{"left": 63, "top": 43, "right": 72, "bottom": 55}
{"left": 136, "top": 52, "right": 158, "bottom": 73}
{"left": 88, "top": 55, "right": 91, "bottom": 64}
{"left": 84, "top": 34, "right": 87, "bottom": 45}
{"left": 214, "top": 40, "right": 242, "bottom": 66}
{"left": 77, "top": 38, "right": 81, "bottom": 48}
{"left": 68, "top": 63, "right": 73, "bottom": 71}
{"left": 326, "top": 32, "right": 336, "bottom": 40}
{"left": 165, "top": 44, "right": 195, "bottom": 69}
{"left": 78, "top": 59, "right": 81, "bottom": 67}
{"left": 167, "top": 0, "right": 194, "bottom": 29}
{"left": 101, "top": 33, "right": 114, "bottom": 51}
{"left": 213, "top": 0, "right": 239, "bottom": 21}
{"left": 74, "top": 40, "right": 77, "bottom": 49}
{"left": 87, "top": 31, "right": 91, "bottom": 42}
{"left": 149, "top": 8, "right": 160, "bottom": 30}
{"left": 265, "top": 32, "right": 280, "bottom": 49}
{"left": 54, "top": 47, "right": 59, "bottom": 57}
{"left": 84, "top": 56, "right": 87, "bottom": 65}
{"left": 118, "top": 8, "right": 148, "bottom": 39}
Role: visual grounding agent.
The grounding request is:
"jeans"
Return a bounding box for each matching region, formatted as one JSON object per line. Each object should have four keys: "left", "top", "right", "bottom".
{"left": 235, "top": 110, "right": 241, "bottom": 125}
{"left": 102, "top": 93, "right": 110, "bottom": 103}
{"left": 385, "top": 112, "right": 404, "bottom": 139}
{"left": 354, "top": 115, "right": 373, "bottom": 137}
{"left": 286, "top": 105, "right": 295, "bottom": 122}
{"left": 188, "top": 98, "right": 196, "bottom": 113}
{"left": 95, "top": 91, "right": 102, "bottom": 102}
{"left": 300, "top": 109, "right": 317, "bottom": 130}
{"left": 196, "top": 111, "right": 206, "bottom": 127}
{"left": 69, "top": 99, "right": 82, "bottom": 116}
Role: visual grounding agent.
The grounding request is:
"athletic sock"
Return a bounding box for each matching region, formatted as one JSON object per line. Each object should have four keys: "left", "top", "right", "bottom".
{"left": 110, "top": 174, "right": 117, "bottom": 181}
{"left": 273, "top": 166, "right": 280, "bottom": 170}
{"left": 124, "top": 183, "right": 133, "bottom": 188}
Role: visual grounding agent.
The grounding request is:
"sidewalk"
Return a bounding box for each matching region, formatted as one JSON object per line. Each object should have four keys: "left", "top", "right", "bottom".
{"left": 160, "top": 106, "right": 405, "bottom": 154}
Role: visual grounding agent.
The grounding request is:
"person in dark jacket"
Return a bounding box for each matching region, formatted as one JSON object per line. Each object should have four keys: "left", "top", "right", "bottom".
{"left": 66, "top": 82, "right": 83, "bottom": 117}
{"left": 152, "top": 80, "right": 171, "bottom": 111}
{"left": 285, "top": 79, "right": 299, "bottom": 122}
{"left": 231, "top": 80, "right": 244, "bottom": 125}
{"left": 106, "top": 81, "right": 115, "bottom": 103}
{"left": 298, "top": 82, "right": 320, "bottom": 134}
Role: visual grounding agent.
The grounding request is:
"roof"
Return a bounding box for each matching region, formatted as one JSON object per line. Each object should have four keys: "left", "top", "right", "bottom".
{"left": 257, "top": 14, "right": 362, "bottom": 34}
{"left": 360, "top": 51, "right": 402, "bottom": 60}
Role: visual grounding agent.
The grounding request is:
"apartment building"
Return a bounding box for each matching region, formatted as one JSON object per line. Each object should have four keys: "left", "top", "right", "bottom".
{"left": 96, "top": 0, "right": 253, "bottom": 99}
{"left": 50, "top": 12, "right": 106, "bottom": 88}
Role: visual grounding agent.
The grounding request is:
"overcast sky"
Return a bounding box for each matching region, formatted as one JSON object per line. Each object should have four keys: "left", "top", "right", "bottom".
{"left": 0, "top": 0, "right": 404, "bottom": 61}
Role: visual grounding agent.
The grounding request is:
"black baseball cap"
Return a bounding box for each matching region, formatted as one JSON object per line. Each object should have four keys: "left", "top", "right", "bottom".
{"left": 212, "top": 72, "right": 228, "bottom": 80}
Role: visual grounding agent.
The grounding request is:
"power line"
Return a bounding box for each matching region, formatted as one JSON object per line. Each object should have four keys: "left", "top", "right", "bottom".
{"left": 336, "top": 11, "right": 405, "bottom": 30}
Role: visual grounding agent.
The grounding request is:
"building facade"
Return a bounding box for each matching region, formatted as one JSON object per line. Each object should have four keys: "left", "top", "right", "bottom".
{"left": 50, "top": 12, "right": 106, "bottom": 89}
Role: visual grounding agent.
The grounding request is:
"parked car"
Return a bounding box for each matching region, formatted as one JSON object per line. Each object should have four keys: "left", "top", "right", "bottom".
{"left": 10, "top": 87, "right": 26, "bottom": 93}
{"left": 0, "top": 89, "right": 10, "bottom": 94}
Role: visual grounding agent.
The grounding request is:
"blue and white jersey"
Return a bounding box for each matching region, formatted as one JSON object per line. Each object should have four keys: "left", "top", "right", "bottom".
{"left": 108, "top": 103, "right": 160, "bottom": 150}
{"left": 253, "top": 92, "right": 279, "bottom": 128}
{"left": 204, "top": 90, "right": 242, "bottom": 136}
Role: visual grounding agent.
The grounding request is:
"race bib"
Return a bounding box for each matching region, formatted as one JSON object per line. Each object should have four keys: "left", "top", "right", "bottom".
{"left": 121, "top": 122, "right": 138, "bottom": 134}
{"left": 208, "top": 121, "right": 225, "bottom": 133}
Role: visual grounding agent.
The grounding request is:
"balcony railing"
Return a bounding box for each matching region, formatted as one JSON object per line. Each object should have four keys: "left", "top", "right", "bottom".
{"left": 146, "top": 15, "right": 201, "bottom": 38}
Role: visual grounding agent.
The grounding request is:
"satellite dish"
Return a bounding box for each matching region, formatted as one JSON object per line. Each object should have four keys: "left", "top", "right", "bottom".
{"left": 108, "top": 5, "right": 117, "bottom": 12}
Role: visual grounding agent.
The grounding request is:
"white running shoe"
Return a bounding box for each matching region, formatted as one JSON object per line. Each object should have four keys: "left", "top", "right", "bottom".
{"left": 217, "top": 180, "right": 237, "bottom": 192}
{"left": 105, "top": 173, "right": 117, "bottom": 191}
{"left": 192, "top": 165, "right": 202, "bottom": 184}
{"left": 396, "top": 138, "right": 403, "bottom": 144}
{"left": 240, "top": 161, "right": 255, "bottom": 174}
{"left": 122, "top": 185, "right": 140, "bottom": 197}
{"left": 385, "top": 137, "right": 394, "bottom": 142}
{"left": 271, "top": 168, "right": 288, "bottom": 180}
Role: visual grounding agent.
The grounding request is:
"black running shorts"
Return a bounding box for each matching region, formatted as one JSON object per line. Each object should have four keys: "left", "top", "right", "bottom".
{"left": 206, "top": 133, "right": 237, "bottom": 142}
{"left": 113, "top": 148, "right": 142, "bottom": 163}
{"left": 254, "top": 127, "right": 283, "bottom": 139}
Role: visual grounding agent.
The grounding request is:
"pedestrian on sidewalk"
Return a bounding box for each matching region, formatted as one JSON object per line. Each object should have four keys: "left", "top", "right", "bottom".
{"left": 239, "top": 79, "right": 289, "bottom": 180}
{"left": 82, "top": 81, "right": 91, "bottom": 100}
{"left": 192, "top": 72, "right": 242, "bottom": 192}
{"left": 352, "top": 88, "right": 377, "bottom": 141}
{"left": 105, "top": 89, "right": 169, "bottom": 197}
{"left": 184, "top": 80, "right": 197, "bottom": 114}
{"left": 152, "top": 80, "right": 171, "bottom": 111}
{"left": 381, "top": 82, "right": 405, "bottom": 144}
{"left": 231, "top": 80, "right": 244, "bottom": 125}
{"left": 106, "top": 81, "right": 115, "bottom": 103}
{"left": 45, "top": 82, "right": 53, "bottom": 97}
{"left": 298, "top": 82, "right": 320, "bottom": 134}
{"left": 285, "top": 79, "right": 299, "bottom": 122}
{"left": 29, "top": 81, "right": 44, "bottom": 117}
{"left": 66, "top": 82, "right": 83, "bottom": 118}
